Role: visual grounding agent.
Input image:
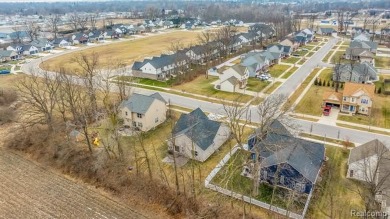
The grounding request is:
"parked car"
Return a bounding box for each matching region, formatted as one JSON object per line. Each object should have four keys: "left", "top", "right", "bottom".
{"left": 323, "top": 106, "right": 331, "bottom": 116}
{"left": 258, "top": 73, "right": 269, "bottom": 81}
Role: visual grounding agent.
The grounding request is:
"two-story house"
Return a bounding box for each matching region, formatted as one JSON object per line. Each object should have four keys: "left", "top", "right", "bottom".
{"left": 333, "top": 62, "right": 378, "bottom": 83}
{"left": 341, "top": 82, "right": 375, "bottom": 115}
{"left": 323, "top": 82, "right": 375, "bottom": 115}
{"left": 241, "top": 52, "right": 270, "bottom": 77}
{"left": 217, "top": 64, "right": 249, "bottom": 92}
{"left": 119, "top": 92, "right": 167, "bottom": 132}
{"left": 267, "top": 44, "right": 292, "bottom": 57}
{"left": 132, "top": 53, "right": 188, "bottom": 80}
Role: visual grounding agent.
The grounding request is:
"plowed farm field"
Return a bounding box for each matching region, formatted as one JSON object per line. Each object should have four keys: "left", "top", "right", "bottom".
{"left": 0, "top": 148, "right": 148, "bottom": 219}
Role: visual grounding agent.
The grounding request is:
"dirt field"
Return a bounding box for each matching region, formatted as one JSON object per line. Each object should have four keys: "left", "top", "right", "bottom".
{"left": 0, "top": 146, "right": 151, "bottom": 218}
{"left": 40, "top": 30, "right": 203, "bottom": 73}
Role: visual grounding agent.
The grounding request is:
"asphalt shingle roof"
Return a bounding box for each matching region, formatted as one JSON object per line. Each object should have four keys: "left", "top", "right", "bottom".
{"left": 173, "top": 108, "right": 222, "bottom": 151}
{"left": 120, "top": 92, "right": 164, "bottom": 114}
{"left": 252, "top": 120, "right": 325, "bottom": 183}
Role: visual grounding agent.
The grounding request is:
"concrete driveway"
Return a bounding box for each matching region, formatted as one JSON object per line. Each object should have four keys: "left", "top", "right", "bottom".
{"left": 318, "top": 107, "right": 339, "bottom": 126}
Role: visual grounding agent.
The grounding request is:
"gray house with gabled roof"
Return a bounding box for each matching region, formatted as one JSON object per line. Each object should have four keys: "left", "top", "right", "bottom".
{"left": 246, "top": 120, "right": 325, "bottom": 194}
{"left": 132, "top": 53, "right": 189, "bottom": 80}
{"left": 168, "top": 108, "right": 231, "bottom": 162}
{"left": 119, "top": 92, "right": 167, "bottom": 132}
{"left": 333, "top": 62, "right": 378, "bottom": 83}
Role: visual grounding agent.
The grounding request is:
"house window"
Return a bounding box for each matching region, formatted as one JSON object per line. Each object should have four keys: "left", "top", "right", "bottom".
{"left": 361, "top": 99, "right": 368, "bottom": 104}
{"left": 350, "top": 169, "right": 354, "bottom": 177}
{"left": 138, "top": 122, "right": 143, "bottom": 127}
{"left": 125, "top": 111, "right": 128, "bottom": 116}
{"left": 280, "top": 175, "right": 285, "bottom": 184}
{"left": 132, "top": 121, "right": 136, "bottom": 127}
{"left": 351, "top": 98, "right": 355, "bottom": 102}
{"left": 174, "top": 146, "right": 180, "bottom": 152}
{"left": 137, "top": 113, "right": 142, "bottom": 118}
{"left": 155, "top": 117, "right": 159, "bottom": 123}
{"left": 191, "top": 150, "right": 198, "bottom": 157}
{"left": 295, "top": 182, "right": 305, "bottom": 192}
{"left": 263, "top": 170, "right": 268, "bottom": 179}
{"left": 343, "top": 97, "right": 347, "bottom": 101}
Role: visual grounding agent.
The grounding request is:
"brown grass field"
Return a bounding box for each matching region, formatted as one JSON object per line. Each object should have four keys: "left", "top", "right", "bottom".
{"left": 41, "top": 31, "right": 203, "bottom": 73}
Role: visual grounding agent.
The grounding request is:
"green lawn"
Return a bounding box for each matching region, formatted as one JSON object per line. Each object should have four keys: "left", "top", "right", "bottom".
{"left": 294, "top": 85, "right": 333, "bottom": 116}
{"left": 292, "top": 50, "right": 309, "bottom": 56}
{"left": 247, "top": 78, "right": 270, "bottom": 92}
{"left": 136, "top": 78, "right": 173, "bottom": 87}
{"left": 212, "top": 149, "right": 306, "bottom": 213}
{"left": 269, "top": 64, "right": 290, "bottom": 78}
{"left": 374, "top": 56, "right": 390, "bottom": 68}
{"left": 330, "top": 50, "right": 346, "bottom": 64}
{"left": 286, "top": 68, "right": 321, "bottom": 108}
{"left": 0, "top": 66, "right": 11, "bottom": 71}
{"left": 297, "top": 59, "right": 306, "bottom": 65}
{"left": 264, "top": 81, "right": 282, "bottom": 94}
{"left": 173, "top": 75, "right": 254, "bottom": 103}
{"left": 306, "top": 52, "right": 315, "bottom": 57}
{"left": 283, "top": 57, "right": 300, "bottom": 64}
{"left": 302, "top": 45, "right": 315, "bottom": 50}
{"left": 318, "top": 68, "right": 333, "bottom": 81}
{"left": 281, "top": 67, "right": 298, "bottom": 79}
{"left": 322, "top": 50, "right": 335, "bottom": 62}
{"left": 308, "top": 146, "right": 364, "bottom": 218}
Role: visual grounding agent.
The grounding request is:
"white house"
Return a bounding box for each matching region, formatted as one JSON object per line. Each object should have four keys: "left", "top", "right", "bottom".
{"left": 347, "top": 139, "right": 390, "bottom": 215}
{"left": 217, "top": 64, "right": 249, "bottom": 92}
{"left": 168, "top": 108, "right": 231, "bottom": 162}
{"left": 52, "top": 38, "right": 71, "bottom": 48}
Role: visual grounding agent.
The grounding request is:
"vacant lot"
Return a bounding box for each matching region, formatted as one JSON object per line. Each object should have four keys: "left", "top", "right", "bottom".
{"left": 0, "top": 148, "right": 149, "bottom": 219}
{"left": 41, "top": 31, "right": 202, "bottom": 73}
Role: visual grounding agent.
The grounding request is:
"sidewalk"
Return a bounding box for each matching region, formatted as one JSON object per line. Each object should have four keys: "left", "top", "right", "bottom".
{"left": 291, "top": 112, "right": 390, "bottom": 135}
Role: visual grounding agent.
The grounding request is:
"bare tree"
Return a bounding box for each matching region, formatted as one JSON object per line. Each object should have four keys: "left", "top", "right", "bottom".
{"left": 17, "top": 70, "right": 60, "bottom": 131}
{"left": 68, "top": 13, "right": 80, "bottom": 32}
{"left": 197, "top": 31, "right": 217, "bottom": 76}
{"left": 11, "top": 26, "right": 24, "bottom": 43}
{"left": 215, "top": 26, "right": 238, "bottom": 58}
{"left": 89, "top": 13, "right": 98, "bottom": 30}
{"left": 353, "top": 141, "right": 390, "bottom": 214}
{"left": 292, "top": 13, "right": 303, "bottom": 33}
{"left": 145, "top": 6, "right": 159, "bottom": 20}
{"left": 78, "top": 15, "right": 89, "bottom": 31}
{"left": 25, "top": 21, "right": 41, "bottom": 41}
{"left": 47, "top": 14, "right": 61, "bottom": 39}
{"left": 223, "top": 98, "right": 250, "bottom": 149}
{"left": 73, "top": 52, "right": 100, "bottom": 116}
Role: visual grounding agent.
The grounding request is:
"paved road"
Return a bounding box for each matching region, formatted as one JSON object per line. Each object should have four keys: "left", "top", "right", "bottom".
{"left": 274, "top": 38, "right": 339, "bottom": 98}
{"left": 22, "top": 36, "right": 390, "bottom": 146}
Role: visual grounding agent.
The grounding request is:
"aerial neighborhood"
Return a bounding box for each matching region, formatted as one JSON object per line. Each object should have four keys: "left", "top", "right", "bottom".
{"left": 1, "top": 1, "right": 390, "bottom": 219}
